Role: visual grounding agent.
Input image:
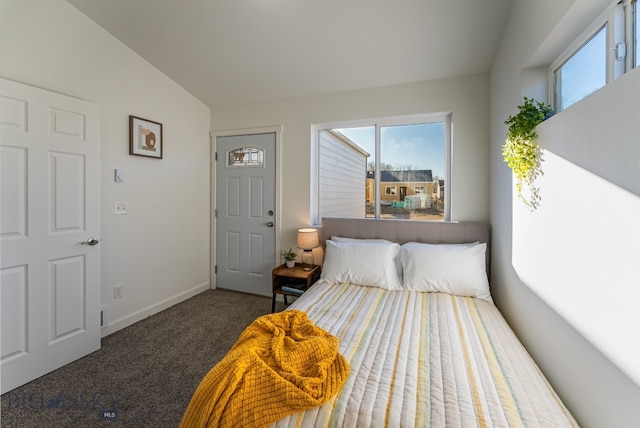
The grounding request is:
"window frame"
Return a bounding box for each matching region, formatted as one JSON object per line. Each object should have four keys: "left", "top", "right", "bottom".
{"left": 310, "top": 112, "right": 452, "bottom": 226}
{"left": 634, "top": 0, "right": 639, "bottom": 67}
{"left": 550, "top": 0, "right": 630, "bottom": 112}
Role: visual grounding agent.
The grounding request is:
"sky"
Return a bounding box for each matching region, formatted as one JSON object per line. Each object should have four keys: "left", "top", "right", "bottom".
{"left": 558, "top": 27, "right": 606, "bottom": 110}
{"left": 336, "top": 122, "right": 446, "bottom": 179}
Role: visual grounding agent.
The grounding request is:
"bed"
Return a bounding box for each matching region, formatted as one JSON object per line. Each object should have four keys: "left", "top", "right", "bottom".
{"left": 184, "top": 218, "right": 578, "bottom": 427}
{"left": 273, "top": 218, "right": 576, "bottom": 427}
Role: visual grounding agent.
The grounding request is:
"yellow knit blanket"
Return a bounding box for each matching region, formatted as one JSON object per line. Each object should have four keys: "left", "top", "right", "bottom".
{"left": 180, "top": 310, "right": 349, "bottom": 428}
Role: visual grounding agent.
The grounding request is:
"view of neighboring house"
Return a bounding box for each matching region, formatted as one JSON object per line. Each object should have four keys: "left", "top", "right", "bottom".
{"left": 318, "top": 129, "right": 445, "bottom": 220}
{"left": 369, "top": 169, "right": 435, "bottom": 203}
{"left": 366, "top": 170, "right": 444, "bottom": 218}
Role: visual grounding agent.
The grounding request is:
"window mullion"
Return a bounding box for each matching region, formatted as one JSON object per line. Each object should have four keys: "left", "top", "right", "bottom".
{"left": 444, "top": 115, "right": 452, "bottom": 221}
{"left": 374, "top": 125, "right": 381, "bottom": 219}
{"left": 623, "top": 0, "right": 637, "bottom": 69}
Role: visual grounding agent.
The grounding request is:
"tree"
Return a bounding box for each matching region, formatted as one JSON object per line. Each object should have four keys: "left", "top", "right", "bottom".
{"left": 367, "top": 162, "right": 415, "bottom": 171}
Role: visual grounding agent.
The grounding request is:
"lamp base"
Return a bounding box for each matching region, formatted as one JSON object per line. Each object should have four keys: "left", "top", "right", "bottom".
{"left": 301, "top": 250, "right": 314, "bottom": 269}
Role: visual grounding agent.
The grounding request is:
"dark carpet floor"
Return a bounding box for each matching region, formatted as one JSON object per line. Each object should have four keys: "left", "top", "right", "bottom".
{"left": 0, "top": 288, "right": 281, "bottom": 427}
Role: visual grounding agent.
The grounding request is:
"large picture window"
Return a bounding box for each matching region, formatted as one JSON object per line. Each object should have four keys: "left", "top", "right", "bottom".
{"left": 312, "top": 113, "right": 451, "bottom": 225}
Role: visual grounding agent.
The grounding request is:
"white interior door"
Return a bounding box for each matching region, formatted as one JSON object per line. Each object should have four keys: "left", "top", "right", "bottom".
{"left": 0, "top": 78, "right": 101, "bottom": 393}
{"left": 216, "top": 132, "right": 276, "bottom": 296}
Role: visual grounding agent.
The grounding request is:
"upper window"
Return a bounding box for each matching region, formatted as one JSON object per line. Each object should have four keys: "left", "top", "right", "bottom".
{"left": 554, "top": 26, "right": 607, "bottom": 111}
{"left": 311, "top": 114, "right": 451, "bottom": 225}
{"left": 551, "top": 1, "right": 634, "bottom": 112}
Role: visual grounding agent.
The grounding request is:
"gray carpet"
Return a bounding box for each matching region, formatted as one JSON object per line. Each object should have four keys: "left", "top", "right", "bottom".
{"left": 1, "top": 288, "right": 281, "bottom": 427}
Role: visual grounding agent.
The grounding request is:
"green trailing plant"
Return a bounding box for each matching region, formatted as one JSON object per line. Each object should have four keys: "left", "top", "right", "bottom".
{"left": 280, "top": 248, "right": 298, "bottom": 262}
{"left": 503, "top": 97, "right": 553, "bottom": 210}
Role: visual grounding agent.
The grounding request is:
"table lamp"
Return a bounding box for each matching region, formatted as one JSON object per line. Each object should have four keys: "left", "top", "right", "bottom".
{"left": 297, "top": 228, "right": 319, "bottom": 269}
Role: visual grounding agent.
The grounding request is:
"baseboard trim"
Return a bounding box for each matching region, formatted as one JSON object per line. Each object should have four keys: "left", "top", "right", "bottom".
{"left": 101, "top": 282, "right": 210, "bottom": 338}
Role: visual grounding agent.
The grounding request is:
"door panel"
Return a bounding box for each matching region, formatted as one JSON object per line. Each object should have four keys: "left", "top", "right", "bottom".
{"left": 249, "top": 177, "right": 264, "bottom": 218}
{"left": 51, "top": 255, "right": 85, "bottom": 340}
{"left": 0, "top": 78, "right": 101, "bottom": 393}
{"left": 0, "top": 146, "right": 26, "bottom": 237}
{"left": 227, "top": 231, "right": 240, "bottom": 271}
{"left": 51, "top": 152, "right": 86, "bottom": 231}
{"left": 227, "top": 178, "right": 240, "bottom": 217}
{"left": 216, "top": 133, "right": 276, "bottom": 296}
{"left": 1, "top": 266, "right": 27, "bottom": 359}
{"left": 249, "top": 233, "right": 263, "bottom": 274}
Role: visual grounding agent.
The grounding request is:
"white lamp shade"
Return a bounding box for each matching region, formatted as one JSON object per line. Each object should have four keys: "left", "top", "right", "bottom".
{"left": 297, "top": 228, "right": 319, "bottom": 250}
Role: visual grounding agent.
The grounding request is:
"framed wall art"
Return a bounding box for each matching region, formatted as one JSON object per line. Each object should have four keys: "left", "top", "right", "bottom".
{"left": 129, "top": 115, "right": 163, "bottom": 159}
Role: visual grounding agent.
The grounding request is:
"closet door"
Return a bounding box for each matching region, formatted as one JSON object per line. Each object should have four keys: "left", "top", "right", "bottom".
{"left": 1, "top": 78, "right": 101, "bottom": 393}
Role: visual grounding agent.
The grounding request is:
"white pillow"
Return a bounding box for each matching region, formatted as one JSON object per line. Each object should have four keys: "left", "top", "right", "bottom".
{"left": 321, "top": 240, "right": 402, "bottom": 290}
{"left": 331, "top": 236, "right": 403, "bottom": 279}
{"left": 331, "top": 236, "right": 392, "bottom": 244}
{"left": 400, "top": 242, "right": 492, "bottom": 302}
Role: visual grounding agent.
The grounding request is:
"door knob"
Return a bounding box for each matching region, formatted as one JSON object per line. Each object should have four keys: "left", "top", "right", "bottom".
{"left": 81, "top": 237, "right": 100, "bottom": 246}
{"left": 266, "top": 222, "right": 274, "bottom": 227}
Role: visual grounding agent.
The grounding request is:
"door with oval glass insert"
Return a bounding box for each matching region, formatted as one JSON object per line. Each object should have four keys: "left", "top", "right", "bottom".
{"left": 215, "top": 132, "right": 276, "bottom": 296}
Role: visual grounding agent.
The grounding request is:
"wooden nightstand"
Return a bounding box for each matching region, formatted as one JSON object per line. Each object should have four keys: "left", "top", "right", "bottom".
{"left": 271, "top": 263, "right": 321, "bottom": 312}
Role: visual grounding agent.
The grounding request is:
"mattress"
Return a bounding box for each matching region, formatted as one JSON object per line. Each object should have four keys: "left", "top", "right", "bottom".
{"left": 272, "top": 280, "right": 578, "bottom": 427}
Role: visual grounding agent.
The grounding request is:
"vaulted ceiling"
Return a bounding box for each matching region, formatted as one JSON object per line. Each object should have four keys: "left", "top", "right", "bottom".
{"left": 67, "top": 0, "right": 515, "bottom": 109}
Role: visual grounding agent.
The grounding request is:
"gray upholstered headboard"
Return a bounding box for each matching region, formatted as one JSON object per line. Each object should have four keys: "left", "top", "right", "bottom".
{"left": 318, "top": 217, "right": 491, "bottom": 273}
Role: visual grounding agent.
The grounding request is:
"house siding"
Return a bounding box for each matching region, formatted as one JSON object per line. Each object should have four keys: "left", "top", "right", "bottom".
{"left": 318, "top": 130, "right": 368, "bottom": 219}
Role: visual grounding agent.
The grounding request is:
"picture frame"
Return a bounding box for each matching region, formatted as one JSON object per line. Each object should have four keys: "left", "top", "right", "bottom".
{"left": 129, "top": 115, "right": 163, "bottom": 159}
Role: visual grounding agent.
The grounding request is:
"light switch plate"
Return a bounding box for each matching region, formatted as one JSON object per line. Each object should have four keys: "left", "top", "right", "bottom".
{"left": 114, "top": 201, "right": 128, "bottom": 215}
{"left": 115, "top": 168, "right": 125, "bottom": 182}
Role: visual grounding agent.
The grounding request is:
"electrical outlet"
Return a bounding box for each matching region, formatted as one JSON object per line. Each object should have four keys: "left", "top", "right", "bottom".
{"left": 114, "top": 284, "right": 123, "bottom": 299}
{"left": 114, "top": 201, "right": 128, "bottom": 215}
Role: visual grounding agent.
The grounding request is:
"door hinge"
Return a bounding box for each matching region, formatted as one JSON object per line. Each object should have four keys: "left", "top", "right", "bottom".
{"left": 215, "top": 152, "right": 217, "bottom": 161}
{"left": 100, "top": 304, "right": 108, "bottom": 328}
{"left": 214, "top": 265, "right": 217, "bottom": 274}
{"left": 214, "top": 208, "right": 217, "bottom": 217}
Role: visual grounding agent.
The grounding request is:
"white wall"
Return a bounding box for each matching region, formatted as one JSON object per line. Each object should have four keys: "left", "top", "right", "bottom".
{"left": 211, "top": 73, "right": 490, "bottom": 252}
{"left": 0, "top": 0, "right": 211, "bottom": 336}
{"left": 490, "top": 0, "right": 640, "bottom": 426}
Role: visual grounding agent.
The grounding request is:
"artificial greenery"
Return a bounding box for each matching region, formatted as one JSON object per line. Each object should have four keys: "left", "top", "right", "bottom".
{"left": 502, "top": 97, "right": 553, "bottom": 210}
{"left": 280, "top": 248, "right": 298, "bottom": 262}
